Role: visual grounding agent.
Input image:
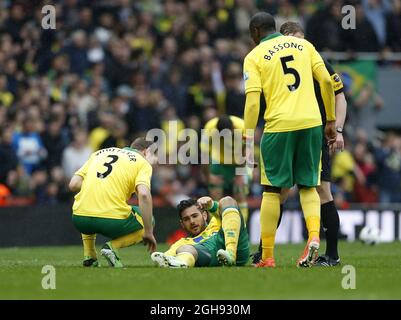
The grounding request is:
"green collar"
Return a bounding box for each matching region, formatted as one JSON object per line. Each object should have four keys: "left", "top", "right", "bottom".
{"left": 260, "top": 32, "right": 283, "bottom": 44}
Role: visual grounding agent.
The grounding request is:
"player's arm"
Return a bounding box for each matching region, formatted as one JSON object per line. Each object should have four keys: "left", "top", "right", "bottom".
{"left": 314, "top": 64, "right": 336, "bottom": 144}
{"left": 136, "top": 184, "right": 156, "bottom": 252}
{"left": 243, "top": 56, "right": 262, "bottom": 133}
{"left": 244, "top": 92, "right": 261, "bottom": 167}
{"left": 327, "top": 63, "right": 347, "bottom": 132}
{"left": 244, "top": 92, "right": 261, "bottom": 133}
{"left": 335, "top": 92, "right": 347, "bottom": 129}
{"left": 243, "top": 56, "right": 262, "bottom": 165}
{"left": 69, "top": 175, "right": 83, "bottom": 193}
{"left": 197, "top": 196, "right": 220, "bottom": 220}
{"left": 135, "top": 162, "right": 156, "bottom": 252}
{"left": 314, "top": 66, "right": 335, "bottom": 122}
{"left": 333, "top": 92, "right": 347, "bottom": 151}
{"left": 136, "top": 184, "right": 153, "bottom": 234}
{"left": 324, "top": 59, "right": 347, "bottom": 151}
{"left": 311, "top": 48, "right": 336, "bottom": 144}
{"left": 69, "top": 156, "right": 92, "bottom": 192}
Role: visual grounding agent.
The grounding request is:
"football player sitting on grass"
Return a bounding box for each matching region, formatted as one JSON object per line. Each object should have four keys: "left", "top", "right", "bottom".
{"left": 151, "top": 196, "right": 249, "bottom": 268}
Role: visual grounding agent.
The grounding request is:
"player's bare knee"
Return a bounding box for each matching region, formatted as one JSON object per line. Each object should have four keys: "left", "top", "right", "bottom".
{"left": 176, "top": 245, "right": 198, "bottom": 259}
{"left": 219, "top": 196, "right": 237, "bottom": 211}
{"left": 176, "top": 245, "right": 192, "bottom": 254}
{"left": 317, "top": 182, "right": 333, "bottom": 204}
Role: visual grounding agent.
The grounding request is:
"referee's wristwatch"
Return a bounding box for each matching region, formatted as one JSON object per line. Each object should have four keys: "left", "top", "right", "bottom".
{"left": 336, "top": 127, "right": 343, "bottom": 134}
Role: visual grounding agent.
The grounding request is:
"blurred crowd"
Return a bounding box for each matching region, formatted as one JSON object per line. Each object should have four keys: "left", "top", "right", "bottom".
{"left": 0, "top": 0, "right": 400, "bottom": 207}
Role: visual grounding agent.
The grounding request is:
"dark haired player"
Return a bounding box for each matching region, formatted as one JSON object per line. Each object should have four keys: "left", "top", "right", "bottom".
{"left": 251, "top": 21, "right": 347, "bottom": 267}
{"left": 151, "top": 196, "right": 249, "bottom": 268}
{"left": 243, "top": 13, "right": 337, "bottom": 268}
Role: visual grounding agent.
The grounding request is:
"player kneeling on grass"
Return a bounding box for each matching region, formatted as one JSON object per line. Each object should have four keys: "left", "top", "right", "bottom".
{"left": 69, "top": 137, "right": 157, "bottom": 268}
{"left": 151, "top": 196, "right": 249, "bottom": 268}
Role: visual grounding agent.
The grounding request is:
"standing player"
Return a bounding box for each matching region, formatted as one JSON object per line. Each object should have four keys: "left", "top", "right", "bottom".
{"left": 200, "top": 115, "right": 250, "bottom": 223}
{"left": 151, "top": 196, "right": 249, "bottom": 268}
{"left": 251, "top": 22, "right": 348, "bottom": 267}
{"left": 243, "top": 13, "right": 336, "bottom": 268}
{"left": 69, "top": 137, "right": 157, "bottom": 267}
{"left": 282, "top": 22, "right": 347, "bottom": 266}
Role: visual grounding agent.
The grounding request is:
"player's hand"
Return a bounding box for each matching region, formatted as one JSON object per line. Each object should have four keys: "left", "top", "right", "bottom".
{"left": 143, "top": 232, "right": 157, "bottom": 253}
{"left": 197, "top": 196, "right": 214, "bottom": 211}
{"left": 331, "top": 132, "right": 344, "bottom": 153}
{"left": 325, "top": 121, "right": 337, "bottom": 146}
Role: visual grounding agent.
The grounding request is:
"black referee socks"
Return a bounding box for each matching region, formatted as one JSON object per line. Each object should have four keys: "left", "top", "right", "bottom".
{"left": 321, "top": 200, "right": 340, "bottom": 260}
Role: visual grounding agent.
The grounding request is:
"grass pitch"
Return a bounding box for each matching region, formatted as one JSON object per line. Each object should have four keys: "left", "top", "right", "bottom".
{"left": 0, "top": 242, "right": 400, "bottom": 300}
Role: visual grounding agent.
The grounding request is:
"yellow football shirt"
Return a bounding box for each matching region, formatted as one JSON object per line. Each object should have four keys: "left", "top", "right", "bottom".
{"left": 243, "top": 33, "right": 327, "bottom": 133}
{"left": 72, "top": 147, "right": 152, "bottom": 219}
{"left": 164, "top": 216, "right": 221, "bottom": 256}
{"left": 200, "top": 116, "right": 245, "bottom": 164}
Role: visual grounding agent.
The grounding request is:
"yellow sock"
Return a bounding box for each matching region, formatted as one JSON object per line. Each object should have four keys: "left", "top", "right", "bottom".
{"left": 221, "top": 208, "right": 241, "bottom": 258}
{"left": 176, "top": 252, "right": 195, "bottom": 267}
{"left": 82, "top": 234, "right": 97, "bottom": 259}
{"left": 299, "top": 187, "right": 321, "bottom": 240}
{"left": 238, "top": 202, "right": 249, "bottom": 224}
{"left": 260, "top": 192, "right": 281, "bottom": 260}
{"left": 111, "top": 229, "right": 144, "bottom": 249}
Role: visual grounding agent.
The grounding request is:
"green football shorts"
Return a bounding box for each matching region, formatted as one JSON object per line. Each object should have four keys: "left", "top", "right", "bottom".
{"left": 260, "top": 126, "right": 322, "bottom": 188}
{"left": 72, "top": 206, "right": 144, "bottom": 239}
{"left": 209, "top": 163, "right": 251, "bottom": 195}
{"left": 194, "top": 212, "right": 249, "bottom": 267}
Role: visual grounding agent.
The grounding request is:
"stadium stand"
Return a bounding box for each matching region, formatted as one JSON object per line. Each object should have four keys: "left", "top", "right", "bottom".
{"left": 0, "top": 0, "right": 400, "bottom": 208}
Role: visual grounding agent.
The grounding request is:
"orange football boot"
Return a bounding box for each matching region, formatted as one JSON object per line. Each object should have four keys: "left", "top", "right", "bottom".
{"left": 254, "top": 257, "right": 276, "bottom": 268}
{"left": 297, "top": 237, "right": 320, "bottom": 268}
